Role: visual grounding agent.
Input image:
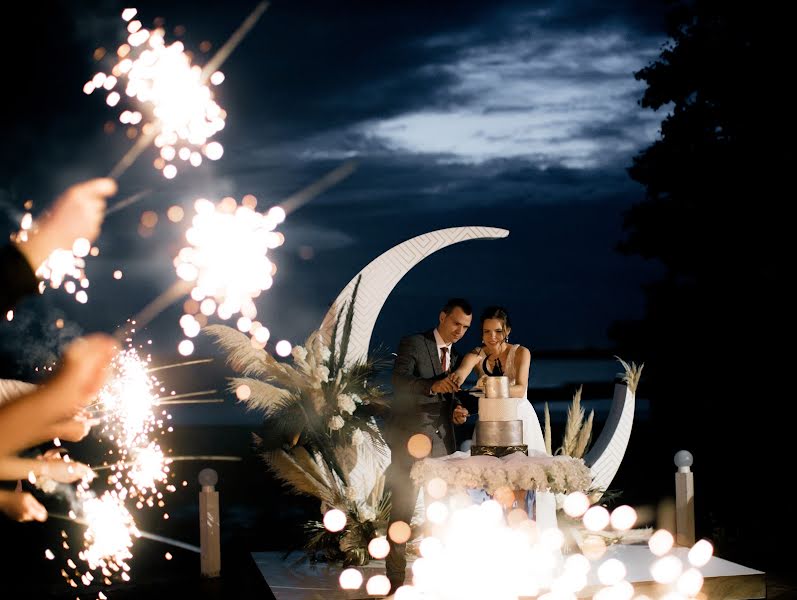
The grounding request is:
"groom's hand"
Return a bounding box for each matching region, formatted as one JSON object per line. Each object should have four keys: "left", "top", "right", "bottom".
{"left": 452, "top": 405, "right": 469, "bottom": 425}
{"left": 431, "top": 378, "right": 458, "bottom": 394}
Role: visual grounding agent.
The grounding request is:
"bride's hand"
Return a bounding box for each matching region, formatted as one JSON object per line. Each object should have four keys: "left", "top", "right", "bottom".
{"left": 448, "top": 372, "right": 461, "bottom": 386}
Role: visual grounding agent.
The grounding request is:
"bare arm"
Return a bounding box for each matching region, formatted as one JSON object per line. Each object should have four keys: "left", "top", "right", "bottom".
{"left": 450, "top": 350, "right": 482, "bottom": 388}
{"left": 14, "top": 178, "right": 116, "bottom": 271}
{"left": 510, "top": 346, "right": 531, "bottom": 398}
{"left": 0, "top": 455, "right": 94, "bottom": 483}
{"left": 0, "top": 334, "right": 116, "bottom": 456}
{"left": 0, "top": 490, "right": 47, "bottom": 522}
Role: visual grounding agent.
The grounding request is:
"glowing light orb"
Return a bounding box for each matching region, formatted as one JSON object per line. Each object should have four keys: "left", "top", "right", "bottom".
{"left": 338, "top": 567, "right": 363, "bottom": 590}
{"left": 677, "top": 567, "right": 704, "bottom": 596}
{"left": 609, "top": 505, "right": 637, "bottom": 531}
{"left": 365, "top": 575, "right": 391, "bottom": 596}
{"left": 275, "top": 340, "right": 292, "bottom": 357}
{"left": 651, "top": 555, "right": 683, "bottom": 584}
{"left": 583, "top": 505, "right": 611, "bottom": 531}
{"left": 648, "top": 529, "right": 674, "bottom": 557}
{"left": 388, "top": 521, "right": 412, "bottom": 544}
{"left": 367, "top": 536, "right": 390, "bottom": 559}
{"left": 687, "top": 539, "right": 713, "bottom": 567}
{"left": 323, "top": 509, "right": 346, "bottom": 532}
{"left": 563, "top": 491, "right": 590, "bottom": 518}
{"left": 407, "top": 433, "right": 432, "bottom": 458}
{"left": 597, "top": 558, "right": 627, "bottom": 585}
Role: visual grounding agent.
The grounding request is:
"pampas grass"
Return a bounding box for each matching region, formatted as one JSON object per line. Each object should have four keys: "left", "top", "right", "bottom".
{"left": 542, "top": 385, "right": 595, "bottom": 459}
{"left": 544, "top": 402, "right": 552, "bottom": 455}
{"left": 561, "top": 385, "right": 583, "bottom": 457}
{"left": 573, "top": 409, "right": 594, "bottom": 459}
{"left": 615, "top": 356, "right": 644, "bottom": 394}
{"left": 558, "top": 386, "right": 594, "bottom": 459}
{"left": 228, "top": 377, "right": 292, "bottom": 414}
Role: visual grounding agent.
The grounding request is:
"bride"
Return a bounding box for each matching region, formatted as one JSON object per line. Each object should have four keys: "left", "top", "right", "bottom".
{"left": 450, "top": 306, "right": 546, "bottom": 453}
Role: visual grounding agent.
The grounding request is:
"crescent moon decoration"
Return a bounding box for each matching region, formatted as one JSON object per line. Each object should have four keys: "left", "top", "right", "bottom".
{"left": 584, "top": 380, "right": 635, "bottom": 499}
{"left": 319, "top": 225, "right": 634, "bottom": 496}
{"left": 319, "top": 226, "right": 510, "bottom": 366}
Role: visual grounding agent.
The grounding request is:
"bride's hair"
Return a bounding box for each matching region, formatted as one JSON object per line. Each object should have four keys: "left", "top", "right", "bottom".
{"left": 480, "top": 306, "right": 511, "bottom": 331}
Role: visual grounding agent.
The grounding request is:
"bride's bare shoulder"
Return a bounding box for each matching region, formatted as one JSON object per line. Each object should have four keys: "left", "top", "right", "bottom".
{"left": 468, "top": 346, "right": 484, "bottom": 356}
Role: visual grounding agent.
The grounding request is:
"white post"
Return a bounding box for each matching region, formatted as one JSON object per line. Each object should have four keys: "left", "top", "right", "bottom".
{"left": 674, "top": 450, "right": 695, "bottom": 547}
{"left": 199, "top": 468, "right": 221, "bottom": 577}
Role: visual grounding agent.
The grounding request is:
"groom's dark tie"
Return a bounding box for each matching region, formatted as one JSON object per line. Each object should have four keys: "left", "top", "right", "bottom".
{"left": 440, "top": 346, "right": 449, "bottom": 373}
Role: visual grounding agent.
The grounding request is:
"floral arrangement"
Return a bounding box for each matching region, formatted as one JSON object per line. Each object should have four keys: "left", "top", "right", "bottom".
{"left": 410, "top": 452, "right": 593, "bottom": 496}
{"left": 203, "top": 276, "right": 393, "bottom": 565}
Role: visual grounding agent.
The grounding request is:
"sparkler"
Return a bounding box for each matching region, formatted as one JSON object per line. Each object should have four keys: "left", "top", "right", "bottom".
{"left": 147, "top": 357, "right": 213, "bottom": 372}
{"left": 13, "top": 210, "right": 94, "bottom": 303}
{"left": 92, "top": 455, "right": 243, "bottom": 472}
{"left": 170, "top": 195, "right": 285, "bottom": 355}
{"left": 85, "top": 2, "right": 269, "bottom": 181}
{"left": 49, "top": 512, "right": 200, "bottom": 554}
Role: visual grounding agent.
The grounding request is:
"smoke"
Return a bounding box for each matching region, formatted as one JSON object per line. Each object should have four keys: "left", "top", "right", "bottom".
{"left": 0, "top": 297, "right": 83, "bottom": 380}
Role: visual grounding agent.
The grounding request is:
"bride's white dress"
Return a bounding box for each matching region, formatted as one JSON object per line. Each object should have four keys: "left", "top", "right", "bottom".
{"left": 474, "top": 344, "right": 546, "bottom": 453}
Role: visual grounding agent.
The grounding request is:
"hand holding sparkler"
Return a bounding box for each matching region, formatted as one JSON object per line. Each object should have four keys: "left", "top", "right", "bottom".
{"left": 47, "top": 410, "right": 101, "bottom": 443}
{"left": 0, "top": 489, "right": 47, "bottom": 522}
{"left": 15, "top": 178, "right": 117, "bottom": 271}
{"left": 0, "top": 333, "right": 117, "bottom": 456}
{"left": 0, "top": 454, "right": 95, "bottom": 485}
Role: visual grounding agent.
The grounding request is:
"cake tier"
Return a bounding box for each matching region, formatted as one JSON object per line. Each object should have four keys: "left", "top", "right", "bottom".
{"left": 484, "top": 376, "right": 510, "bottom": 399}
{"left": 471, "top": 444, "right": 528, "bottom": 458}
{"left": 479, "top": 396, "right": 524, "bottom": 421}
{"left": 473, "top": 420, "right": 523, "bottom": 446}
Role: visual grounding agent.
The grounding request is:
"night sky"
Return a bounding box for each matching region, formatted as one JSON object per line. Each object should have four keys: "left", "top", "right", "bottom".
{"left": 0, "top": 0, "right": 669, "bottom": 389}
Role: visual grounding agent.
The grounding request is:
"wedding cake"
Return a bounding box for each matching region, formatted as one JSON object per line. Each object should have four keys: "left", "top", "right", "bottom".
{"left": 471, "top": 376, "right": 528, "bottom": 457}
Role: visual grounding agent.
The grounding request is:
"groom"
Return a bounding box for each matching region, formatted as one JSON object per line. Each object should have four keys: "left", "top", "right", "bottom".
{"left": 383, "top": 297, "right": 473, "bottom": 593}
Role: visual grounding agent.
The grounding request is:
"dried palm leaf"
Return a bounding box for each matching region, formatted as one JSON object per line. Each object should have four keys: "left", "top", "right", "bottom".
{"left": 261, "top": 448, "right": 336, "bottom": 505}
{"left": 336, "top": 275, "right": 361, "bottom": 372}
{"left": 255, "top": 404, "right": 305, "bottom": 450}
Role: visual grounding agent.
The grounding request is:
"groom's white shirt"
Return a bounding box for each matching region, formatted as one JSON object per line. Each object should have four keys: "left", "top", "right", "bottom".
{"left": 432, "top": 328, "right": 451, "bottom": 366}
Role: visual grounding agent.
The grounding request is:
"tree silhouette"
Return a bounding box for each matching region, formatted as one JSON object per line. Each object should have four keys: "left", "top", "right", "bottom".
{"left": 611, "top": 0, "right": 787, "bottom": 571}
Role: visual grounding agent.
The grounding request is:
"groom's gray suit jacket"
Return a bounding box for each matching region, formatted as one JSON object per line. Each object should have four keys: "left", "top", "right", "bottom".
{"left": 387, "top": 329, "right": 462, "bottom": 455}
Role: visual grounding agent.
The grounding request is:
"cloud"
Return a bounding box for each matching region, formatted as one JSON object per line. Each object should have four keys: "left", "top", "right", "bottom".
{"left": 356, "top": 29, "right": 663, "bottom": 168}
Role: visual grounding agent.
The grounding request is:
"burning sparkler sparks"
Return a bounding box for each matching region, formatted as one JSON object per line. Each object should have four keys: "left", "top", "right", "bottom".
{"left": 13, "top": 209, "right": 95, "bottom": 302}
{"left": 173, "top": 195, "right": 285, "bottom": 354}
{"left": 85, "top": 3, "right": 268, "bottom": 180}
{"left": 86, "top": 9, "right": 226, "bottom": 180}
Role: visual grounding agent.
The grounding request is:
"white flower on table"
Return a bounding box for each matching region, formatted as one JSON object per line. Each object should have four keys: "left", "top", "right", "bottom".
{"left": 351, "top": 428, "right": 364, "bottom": 446}
{"left": 337, "top": 393, "right": 357, "bottom": 415}
{"left": 329, "top": 415, "right": 344, "bottom": 430}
